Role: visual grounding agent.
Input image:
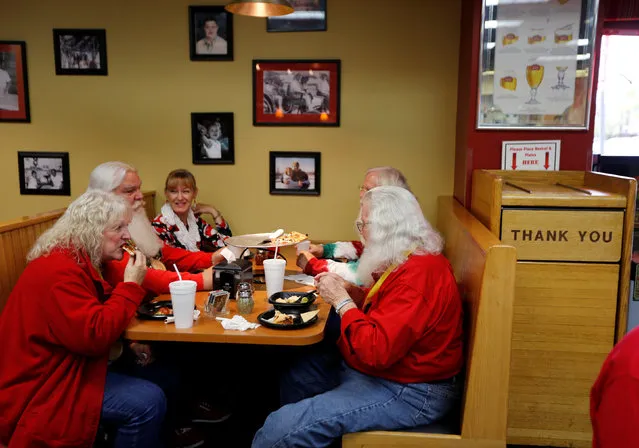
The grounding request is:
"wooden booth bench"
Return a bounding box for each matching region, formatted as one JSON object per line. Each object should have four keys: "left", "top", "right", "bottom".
{"left": 0, "top": 192, "right": 156, "bottom": 313}
{"left": 342, "top": 196, "right": 517, "bottom": 448}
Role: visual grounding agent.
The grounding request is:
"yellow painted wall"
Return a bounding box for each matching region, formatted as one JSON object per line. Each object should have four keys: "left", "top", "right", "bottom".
{"left": 0, "top": 0, "right": 461, "bottom": 241}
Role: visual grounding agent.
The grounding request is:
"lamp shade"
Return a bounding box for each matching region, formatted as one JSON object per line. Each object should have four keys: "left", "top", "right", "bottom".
{"left": 225, "top": 0, "right": 294, "bottom": 17}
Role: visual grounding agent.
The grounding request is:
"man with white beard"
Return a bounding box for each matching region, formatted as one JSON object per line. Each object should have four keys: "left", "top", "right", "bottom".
{"left": 253, "top": 186, "right": 464, "bottom": 448}
{"left": 88, "top": 161, "right": 228, "bottom": 295}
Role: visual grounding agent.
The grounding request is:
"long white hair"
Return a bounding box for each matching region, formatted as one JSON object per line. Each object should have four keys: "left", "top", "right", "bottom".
{"left": 28, "top": 190, "right": 131, "bottom": 269}
{"left": 356, "top": 186, "right": 443, "bottom": 285}
{"left": 88, "top": 161, "right": 136, "bottom": 192}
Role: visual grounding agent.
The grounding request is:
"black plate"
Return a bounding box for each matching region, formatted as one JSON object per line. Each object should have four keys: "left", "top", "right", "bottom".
{"left": 268, "top": 291, "right": 316, "bottom": 310}
{"left": 258, "top": 308, "right": 318, "bottom": 330}
{"left": 137, "top": 300, "right": 196, "bottom": 320}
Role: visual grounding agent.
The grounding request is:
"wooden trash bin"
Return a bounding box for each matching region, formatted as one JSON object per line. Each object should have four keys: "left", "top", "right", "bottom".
{"left": 471, "top": 170, "right": 637, "bottom": 448}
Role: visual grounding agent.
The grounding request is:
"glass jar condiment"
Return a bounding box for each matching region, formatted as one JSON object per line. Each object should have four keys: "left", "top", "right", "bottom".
{"left": 236, "top": 282, "right": 254, "bottom": 315}
{"left": 254, "top": 249, "right": 266, "bottom": 267}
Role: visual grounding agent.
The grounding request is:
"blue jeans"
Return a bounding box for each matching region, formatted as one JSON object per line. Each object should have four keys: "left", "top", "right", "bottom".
{"left": 101, "top": 371, "right": 167, "bottom": 448}
{"left": 252, "top": 347, "right": 461, "bottom": 448}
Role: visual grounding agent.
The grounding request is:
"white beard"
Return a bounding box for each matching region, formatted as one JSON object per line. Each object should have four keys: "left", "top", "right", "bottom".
{"left": 128, "top": 208, "right": 164, "bottom": 258}
{"left": 356, "top": 244, "right": 388, "bottom": 287}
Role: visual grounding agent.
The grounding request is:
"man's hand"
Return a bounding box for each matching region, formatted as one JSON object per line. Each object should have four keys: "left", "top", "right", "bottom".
{"left": 124, "top": 250, "right": 147, "bottom": 285}
{"left": 315, "top": 272, "right": 351, "bottom": 307}
{"left": 309, "top": 244, "right": 324, "bottom": 257}
{"left": 211, "top": 248, "right": 226, "bottom": 266}
{"left": 129, "top": 341, "right": 154, "bottom": 367}
{"left": 296, "top": 251, "right": 316, "bottom": 272}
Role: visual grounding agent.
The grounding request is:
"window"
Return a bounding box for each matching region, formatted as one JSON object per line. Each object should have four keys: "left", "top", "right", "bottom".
{"left": 593, "top": 35, "right": 639, "bottom": 155}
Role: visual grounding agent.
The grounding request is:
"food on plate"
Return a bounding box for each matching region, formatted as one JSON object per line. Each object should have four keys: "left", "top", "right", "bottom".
{"left": 274, "top": 295, "right": 310, "bottom": 304}
{"left": 269, "top": 310, "right": 295, "bottom": 325}
{"left": 154, "top": 306, "right": 172, "bottom": 316}
{"left": 300, "top": 310, "right": 319, "bottom": 323}
{"left": 271, "top": 231, "right": 307, "bottom": 246}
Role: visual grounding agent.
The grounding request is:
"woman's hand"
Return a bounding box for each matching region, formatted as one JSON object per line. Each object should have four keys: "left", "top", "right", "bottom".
{"left": 193, "top": 202, "right": 220, "bottom": 218}
{"left": 124, "top": 251, "right": 147, "bottom": 285}
{"left": 315, "top": 272, "right": 351, "bottom": 307}
{"left": 129, "top": 341, "right": 154, "bottom": 367}
{"left": 296, "top": 251, "right": 315, "bottom": 271}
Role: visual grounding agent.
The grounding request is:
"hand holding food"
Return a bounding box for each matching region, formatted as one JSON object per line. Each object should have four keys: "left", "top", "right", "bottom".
{"left": 124, "top": 250, "right": 147, "bottom": 285}
{"left": 309, "top": 243, "right": 324, "bottom": 257}
{"left": 315, "top": 272, "right": 350, "bottom": 307}
{"left": 296, "top": 251, "right": 315, "bottom": 271}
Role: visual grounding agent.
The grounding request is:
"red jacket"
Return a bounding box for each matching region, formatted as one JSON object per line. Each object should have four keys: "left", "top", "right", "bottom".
{"left": 0, "top": 249, "right": 146, "bottom": 447}
{"left": 338, "top": 253, "right": 463, "bottom": 384}
{"left": 102, "top": 245, "right": 212, "bottom": 295}
{"left": 591, "top": 327, "right": 639, "bottom": 447}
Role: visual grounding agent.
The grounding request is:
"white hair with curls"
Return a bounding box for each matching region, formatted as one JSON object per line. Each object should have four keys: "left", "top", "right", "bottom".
{"left": 356, "top": 186, "right": 443, "bottom": 286}
{"left": 366, "top": 166, "right": 411, "bottom": 192}
{"left": 27, "top": 190, "right": 131, "bottom": 269}
{"left": 88, "top": 161, "right": 137, "bottom": 192}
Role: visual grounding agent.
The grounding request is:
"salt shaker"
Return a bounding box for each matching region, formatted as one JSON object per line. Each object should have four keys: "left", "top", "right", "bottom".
{"left": 236, "top": 282, "right": 254, "bottom": 315}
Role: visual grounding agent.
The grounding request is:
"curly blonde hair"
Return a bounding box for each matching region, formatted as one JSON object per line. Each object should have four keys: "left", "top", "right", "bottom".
{"left": 28, "top": 190, "right": 130, "bottom": 268}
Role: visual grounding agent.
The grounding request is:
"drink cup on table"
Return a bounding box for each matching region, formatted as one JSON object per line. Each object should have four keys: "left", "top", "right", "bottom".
{"left": 169, "top": 280, "right": 197, "bottom": 329}
{"left": 263, "top": 258, "right": 286, "bottom": 300}
{"left": 296, "top": 240, "right": 311, "bottom": 254}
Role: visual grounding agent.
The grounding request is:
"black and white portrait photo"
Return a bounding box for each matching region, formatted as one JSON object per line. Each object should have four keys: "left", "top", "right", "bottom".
{"left": 189, "top": 6, "right": 233, "bottom": 61}
{"left": 267, "top": 0, "right": 327, "bottom": 32}
{"left": 191, "top": 112, "right": 235, "bottom": 165}
{"left": 270, "top": 151, "right": 321, "bottom": 196}
{"left": 0, "top": 41, "right": 31, "bottom": 122}
{"left": 263, "top": 70, "right": 330, "bottom": 115}
{"left": 53, "top": 29, "right": 108, "bottom": 75}
{"left": 18, "top": 152, "right": 71, "bottom": 196}
{"left": 0, "top": 50, "right": 17, "bottom": 111}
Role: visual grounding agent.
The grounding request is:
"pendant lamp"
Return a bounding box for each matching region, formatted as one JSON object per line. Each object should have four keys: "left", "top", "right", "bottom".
{"left": 225, "top": 0, "right": 294, "bottom": 18}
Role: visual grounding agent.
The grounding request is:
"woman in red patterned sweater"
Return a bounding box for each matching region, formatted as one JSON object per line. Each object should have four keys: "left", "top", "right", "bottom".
{"left": 152, "top": 169, "right": 232, "bottom": 252}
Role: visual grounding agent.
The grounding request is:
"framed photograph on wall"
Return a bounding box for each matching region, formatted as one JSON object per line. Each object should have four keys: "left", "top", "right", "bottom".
{"left": 191, "top": 112, "right": 235, "bottom": 164}
{"left": 253, "top": 59, "right": 340, "bottom": 126}
{"left": 18, "top": 151, "right": 71, "bottom": 196}
{"left": 189, "top": 6, "right": 233, "bottom": 61}
{"left": 267, "top": 0, "right": 327, "bottom": 32}
{"left": 53, "top": 29, "right": 108, "bottom": 76}
{"left": 0, "top": 41, "right": 31, "bottom": 123}
{"left": 269, "top": 151, "right": 321, "bottom": 196}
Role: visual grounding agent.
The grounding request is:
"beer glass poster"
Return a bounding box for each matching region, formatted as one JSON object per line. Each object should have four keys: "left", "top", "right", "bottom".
{"left": 492, "top": 0, "right": 581, "bottom": 116}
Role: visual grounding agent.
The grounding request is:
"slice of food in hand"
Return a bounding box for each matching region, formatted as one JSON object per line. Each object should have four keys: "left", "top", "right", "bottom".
{"left": 121, "top": 240, "right": 137, "bottom": 256}
{"left": 300, "top": 310, "right": 319, "bottom": 323}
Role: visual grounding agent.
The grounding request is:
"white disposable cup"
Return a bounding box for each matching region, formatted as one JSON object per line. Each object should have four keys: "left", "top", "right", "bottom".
{"left": 263, "top": 258, "right": 286, "bottom": 300}
{"left": 169, "top": 280, "right": 197, "bottom": 329}
{"left": 296, "top": 240, "right": 311, "bottom": 254}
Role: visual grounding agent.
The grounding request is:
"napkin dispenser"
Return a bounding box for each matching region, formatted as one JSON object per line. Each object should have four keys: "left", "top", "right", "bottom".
{"left": 213, "top": 259, "right": 253, "bottom": 298}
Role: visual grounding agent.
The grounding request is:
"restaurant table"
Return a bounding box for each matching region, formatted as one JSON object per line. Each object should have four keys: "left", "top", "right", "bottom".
{"left": 124, "top": 245, "right": 329, "bottom": 346}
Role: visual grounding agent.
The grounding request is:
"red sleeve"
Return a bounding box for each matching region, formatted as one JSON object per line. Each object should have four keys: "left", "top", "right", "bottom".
{"left": 304, "top": 257, "right": 329, "bottom": 276}
{"left": 43, "top": 264, "right": 147, "bottom": 357}
{"left": 103, "top": 253, "right": 205, "bottom": 296}
{"left": 592, "top": 375, "right": 639, "bottom": 448}
{"left": 161, "top": 245, "right": 212, "bottom": 272}
{"left": 339, "top": 282, "right": 434, "bottom": 370}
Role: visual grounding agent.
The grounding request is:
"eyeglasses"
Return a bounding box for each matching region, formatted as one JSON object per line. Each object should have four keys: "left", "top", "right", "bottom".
{"left": 356, "top": 220, "right": 370, "bottom": 233}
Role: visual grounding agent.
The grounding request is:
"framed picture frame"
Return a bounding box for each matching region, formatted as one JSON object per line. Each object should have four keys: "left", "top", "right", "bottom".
{"left": 267, "top": 0, "right": 327, "bottom": 32}
{"left": 53, "top": 29, "right": 108, "bottom": 76}
{"left": 269, "top": 151, "right": 321, "bottom": 196}
{"left": 189, "top": 6, "right": 233, "bottom": 61}
{"left": 18, "top": 151, "right": 71, "bottom": 196}
{"left": 0, "top": 41, "right": 31, "bottom": 123}
{"left": 191, "top": 112, "right": 235, "bottom": 165}
{"left": 476, "top": 0, "right": 598, "bottom": 130}
{"left": 253, "top": 59, "right": 340, "bottom": 127}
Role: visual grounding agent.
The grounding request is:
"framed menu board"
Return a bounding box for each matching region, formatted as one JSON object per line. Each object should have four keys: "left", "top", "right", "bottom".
{"left": 477, "top": 0, "right": 599, "bottom": 130}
